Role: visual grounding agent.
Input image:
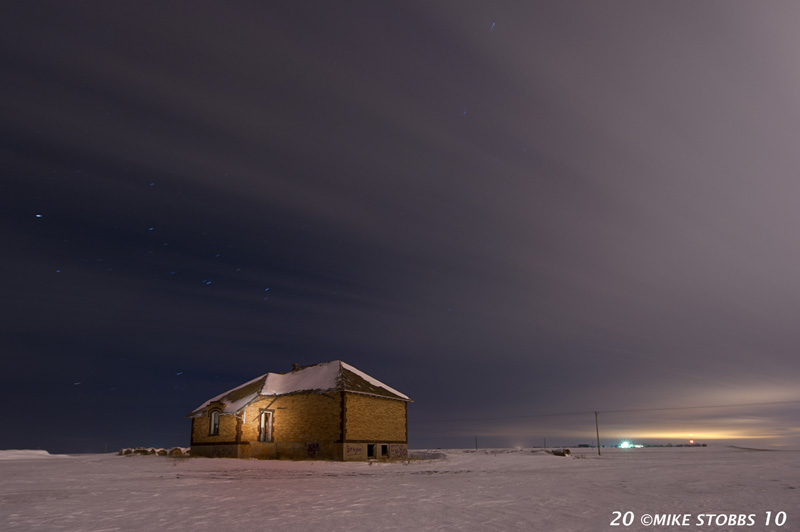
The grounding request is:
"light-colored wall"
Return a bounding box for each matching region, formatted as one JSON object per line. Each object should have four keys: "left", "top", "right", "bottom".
{"left": 240, "top": 393, "right": 342, "bottom": 444}
{"left": 191, "top": 408, "right": 238, "bottom": 444}
{"left": 342, "top": 442, "right": 408, "bottom": 461}
{"left": 344, "top": 393, "right": 406, "bottom": 442}
{"left": 191, "top": 391, "right": 409, "bottom": 460}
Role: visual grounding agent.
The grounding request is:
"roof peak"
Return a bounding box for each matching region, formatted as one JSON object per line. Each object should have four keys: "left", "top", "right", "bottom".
{"left": 188, "top": 360, "right": 409, "bottom": 417}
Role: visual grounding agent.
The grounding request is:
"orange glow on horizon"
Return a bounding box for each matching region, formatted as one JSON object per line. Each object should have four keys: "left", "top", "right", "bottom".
{"left": 603, "top": 429, "right": 775, "bottom": 440}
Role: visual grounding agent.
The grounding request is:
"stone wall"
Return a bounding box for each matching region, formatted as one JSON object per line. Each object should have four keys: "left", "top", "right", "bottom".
{"left": 188, "top": 443, "right": 239, "bottom": 458}
{"left": 238, "top": 442, "right": 277, "bottom": 460}
{"left": 342, "top": 442, "right": 407, "bottom": 461}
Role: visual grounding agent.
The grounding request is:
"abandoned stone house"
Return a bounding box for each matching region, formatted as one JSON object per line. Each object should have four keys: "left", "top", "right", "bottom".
{"left": 187, "top": 360, "right": 411, "bottom": 460}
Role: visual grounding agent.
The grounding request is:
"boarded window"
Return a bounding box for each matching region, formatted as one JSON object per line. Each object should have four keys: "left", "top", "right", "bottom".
{"left": 209, "top": 411, "right": 220, "bottom": 436}
{"left": 258, "top": 411, "right": 273, "bottom": 443}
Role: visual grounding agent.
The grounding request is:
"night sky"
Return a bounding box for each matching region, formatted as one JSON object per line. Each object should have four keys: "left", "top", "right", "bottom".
{"left": 3, "top": 2, "right": 799, "bottom": 453}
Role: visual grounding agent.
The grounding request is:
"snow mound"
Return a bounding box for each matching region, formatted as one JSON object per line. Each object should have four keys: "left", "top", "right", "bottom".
{"left": 0, "top": 450, "right": 65, "bottom": 460}
{"left": 119, "top": 447, "right": 190, "bottom": 456}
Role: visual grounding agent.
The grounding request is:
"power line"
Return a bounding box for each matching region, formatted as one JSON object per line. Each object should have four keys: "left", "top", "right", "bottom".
{"left": 414, "top": 399, "right": 800, "bottom": 424}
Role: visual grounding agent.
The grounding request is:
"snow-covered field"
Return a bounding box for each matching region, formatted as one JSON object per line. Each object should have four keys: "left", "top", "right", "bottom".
{"left": 1, "top": 447, "right": 797, "bottom": 531}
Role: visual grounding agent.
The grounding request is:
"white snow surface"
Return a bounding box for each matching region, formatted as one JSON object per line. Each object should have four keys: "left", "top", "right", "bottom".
{"left": 190, "top": 361, "right": 408, "bottom": 415}
{"left": 2, "top": 446, "right": 797, "bottom": 531}
{"left": 190, "top": 373, "right": 267, "bottom": 415}
{"left": 0, "top": 450, "right": 65, "bottom": 460}
{"left": 261, "top": 360, "right": 342, "bottom": 396}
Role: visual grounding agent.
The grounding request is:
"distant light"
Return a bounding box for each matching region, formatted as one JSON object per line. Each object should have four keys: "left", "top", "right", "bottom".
{"left": 56, "top": 269, "right": 61, "bottom": 273}
{"left": 689, "top": 439, "right": 694, "bottom": 444}
{"left": 176, "top": 372, "right": 183, "bottom": 376}
{"left": 35, "top": 214, "right": 43, "bottom": 218}
{"left": 620, "top": 441, "right": 631, "bottom": 449}
{"left": 148, "top": 227, "right": 154, "bottom": 231}
{"left": 73, "top": 382, "right": 81, "bottom": 385}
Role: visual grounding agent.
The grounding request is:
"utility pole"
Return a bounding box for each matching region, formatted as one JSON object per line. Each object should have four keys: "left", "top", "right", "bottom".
{"left": 475, "top": 435, "right": 478, "bottom": 450}
{"left": 594, "top": 411, "right": 601, "bottom": 456}
{"left": 543, "top": 437, "right": 547, "bottom": 449}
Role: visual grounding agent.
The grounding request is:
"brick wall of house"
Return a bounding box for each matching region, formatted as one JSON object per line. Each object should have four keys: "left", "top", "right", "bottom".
{"left": 191, "top": 390, "right": 408, "bottom": 460}
{"left": 239, "top": 392, "right": 342, "bottom": 444}
{"left": 344, "top": 393, "right": 407, "bottom": 442}
{"left": 191, "top": 408, "right": 238, "bottom": 444}
{"left": 238, "top": 442, "right": 278, "bottom": 459}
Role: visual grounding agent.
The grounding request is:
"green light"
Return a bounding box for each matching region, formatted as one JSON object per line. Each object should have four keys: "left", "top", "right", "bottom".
{"left": 620, "top": 441, "right": 631, "bottom": 448}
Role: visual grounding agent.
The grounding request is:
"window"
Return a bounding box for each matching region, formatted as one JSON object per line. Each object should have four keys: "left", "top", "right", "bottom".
{"left": 209, "top": 410, "right": 220, "bottom": 436}
{"left": 258, "top": 411, "right": 273, "bottom": 443}
{"left": 367, "top": 443, "right": 376, "bottom": 459}
{"left": 381, "top": 444, "right": 389, "bottom": 458}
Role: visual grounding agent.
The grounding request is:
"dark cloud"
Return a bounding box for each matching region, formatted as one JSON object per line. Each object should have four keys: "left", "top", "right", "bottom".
{"left": 2, "top": 2, "right": 799, "bottom": 452}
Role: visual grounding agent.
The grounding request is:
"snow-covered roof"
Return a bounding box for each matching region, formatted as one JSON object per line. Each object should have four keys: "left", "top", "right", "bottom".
{"left": 188, "top": 361, "right": 410, "bottom": 417}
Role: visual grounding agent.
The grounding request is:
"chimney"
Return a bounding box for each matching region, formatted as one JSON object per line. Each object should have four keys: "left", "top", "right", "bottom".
{"left": 292, "top": 363, "right": 300, "bottom": 372}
